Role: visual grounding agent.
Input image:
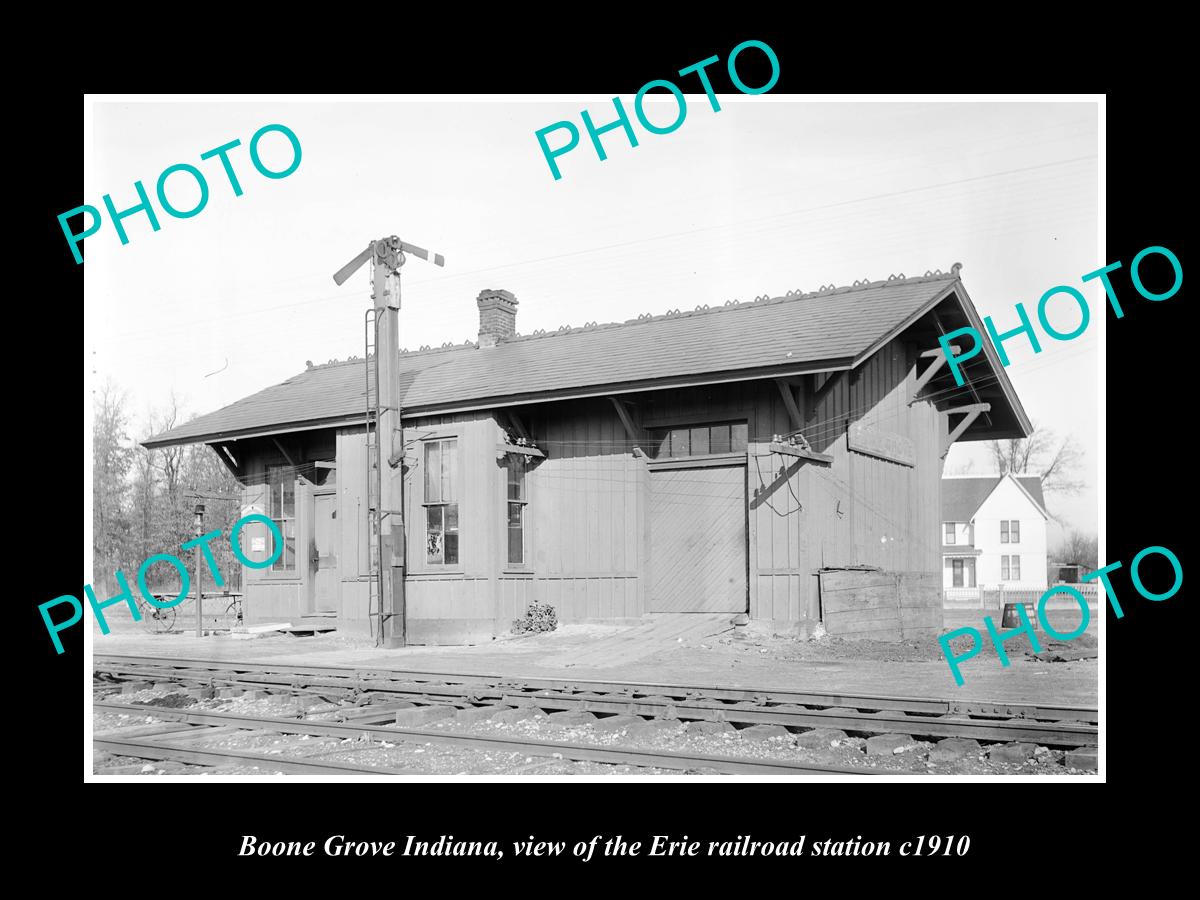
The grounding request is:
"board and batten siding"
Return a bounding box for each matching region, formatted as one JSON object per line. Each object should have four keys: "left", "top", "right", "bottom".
{"left": 699, "top": 338, "right": 945, "bottom": 633}
{"left": 790, "top": 339, "right": 945, "bottom": 632}
{"left": 509, "top": 398, "right": 647, "bottom": 625}
{"left": 638, "top": 378, "right": 824, "bottom": 628}
{"left": 337, "top": 412, "right": 498, "bottom": 642}
{"left": 239, "top": 335, "right": 947, "bottom": 643}
{"left": 236, "top": 431, "right": 336, "bottom": 624}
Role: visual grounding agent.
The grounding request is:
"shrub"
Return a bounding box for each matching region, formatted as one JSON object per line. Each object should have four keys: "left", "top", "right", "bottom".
{"left": 512, "top": 601, "right": 558, "bottom": 635}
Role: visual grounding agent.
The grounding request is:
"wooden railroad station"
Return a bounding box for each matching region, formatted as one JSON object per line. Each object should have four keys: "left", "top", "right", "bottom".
{"left": 145, "top": 267, "right": 1031, "bottom": 645}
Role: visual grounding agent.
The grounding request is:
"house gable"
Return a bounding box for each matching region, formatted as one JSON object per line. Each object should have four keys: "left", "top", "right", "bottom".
{"left": 976, "top": 474, "right": 1049, "bottom": 522}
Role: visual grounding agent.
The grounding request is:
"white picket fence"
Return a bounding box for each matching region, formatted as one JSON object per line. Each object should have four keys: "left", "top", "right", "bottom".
{"left": 943, "top": 583, "right": 1099, "bottom": 611}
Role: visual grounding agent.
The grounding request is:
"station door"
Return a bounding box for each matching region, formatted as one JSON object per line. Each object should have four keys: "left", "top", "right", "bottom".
{"left": 648, "top": 465, "right": 747, "bottom": 613}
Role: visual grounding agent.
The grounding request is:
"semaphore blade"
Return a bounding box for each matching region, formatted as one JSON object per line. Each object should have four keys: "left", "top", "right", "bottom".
{"left": 332, "top": 245, "right": 373, "bottom": 286}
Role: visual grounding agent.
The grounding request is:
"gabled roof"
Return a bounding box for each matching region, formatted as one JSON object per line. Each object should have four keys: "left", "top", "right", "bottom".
{"left": 145, "top": 269, "right": 1031, "bottom": 449}
{"left": 942, "top": 474, "right": 1049, "bottom": 522}
{"left": 942, "top": 477, "right": 1001, "bottom": 523}
{"left": 1011, "top": 475, "right": 1049, "bottom": 517}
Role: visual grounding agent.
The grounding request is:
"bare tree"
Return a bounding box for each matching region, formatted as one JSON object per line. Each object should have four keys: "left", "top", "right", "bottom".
{"left": 152, "top": 393, "right": 185, "bottom": 501}
{"left": 92, "top": 381, "right": 133, "bottom": 589}
{"left": 1052, "top": 530, "right": 1099, "bottom": 571}
{"left": 130, "top": 433, "right": 158, "bottom": 565}
{"left": 1039, "top": 434, "right": 1085, "bottom": 494}
{"left": 149, "top": 393, "right": 193, "bottom": 551}
{"left": 989, "top": 422, "right": 1085, "bottom": 495}
{"left": 94, "top": 383, "right": 248, "bottom": 597}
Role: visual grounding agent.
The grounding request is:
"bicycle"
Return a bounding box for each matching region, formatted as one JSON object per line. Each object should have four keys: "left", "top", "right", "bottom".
{"left": 136, "top": 594, "right": 178, "bottom": 633}
{"left": 225, "top": 594, "right": 245, "bottom": 626}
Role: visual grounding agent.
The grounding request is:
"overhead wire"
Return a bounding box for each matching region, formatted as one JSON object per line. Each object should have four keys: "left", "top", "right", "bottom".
{"left": 96, "top": 153, "right": 1096, "bottom": 347}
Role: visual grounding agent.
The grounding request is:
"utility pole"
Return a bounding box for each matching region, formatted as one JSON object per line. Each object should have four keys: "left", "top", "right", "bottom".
{"left": 193, "top": 501, "right": 205, "bottom": 637}
{"left": 333, "top": 236, "right": 444, "bottom": 648}
{"left": 185, "top": 489, "right": 240, "bottom": 635}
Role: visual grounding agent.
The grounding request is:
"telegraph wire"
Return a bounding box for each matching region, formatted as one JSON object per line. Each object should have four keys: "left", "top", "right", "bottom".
{"left": 97, "top": 154, "right": 1096, "bottom": 344}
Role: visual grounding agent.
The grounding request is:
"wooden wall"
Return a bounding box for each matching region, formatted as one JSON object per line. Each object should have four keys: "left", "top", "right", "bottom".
{"left": 235, "top": 431, "right": 335, "bottom": 625}
{"left": 337, "top": 413, "right": 498, "bottom": 642}
{"left": 763, "top": 338, "right": 946, "bottom": 633}
{"left": 515, "top": 398, "right": 646, "bottom": 624}
{"left": 635, "top": 337, "right": 945, "bottom": 634}
{"left": 232, "top": 334, "right": 948, "bottom": 642}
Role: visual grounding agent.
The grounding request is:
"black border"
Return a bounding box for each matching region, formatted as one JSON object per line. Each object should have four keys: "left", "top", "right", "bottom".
{"left": 26, "top": 23, "right": 1188, "bottom": 882}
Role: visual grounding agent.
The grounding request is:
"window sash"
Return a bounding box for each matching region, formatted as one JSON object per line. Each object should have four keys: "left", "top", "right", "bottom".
{"left": 1001, "top": 556, "right": 1010, "bottom": 580}
{"left": 668, "top": 428, "right": 689, "bottom": 457}
{"left": 710, "top": 424, "right": 731, "bottom": 454}
{"left": 1011, "top": 520, "right": 1020, "bottom": 543}
{"left": 426, "top": 502, "right": 459, "bottom": 565}
{"left": 423, "top": 438, "right": 460, "bottom": 566}
{"left": 1011, "top": 555, "right": 1021, "bottom": 580}
{"left": 424, "top": 442, "right": 441, "bottom": 502}
{"left": 507, "top": 501, "right": 523, "bottom": 565}
{"left": 507, "top": 454, "right": 526, "bottom": 501}
{"left": 270, "top": 516, "right": 296, "bottom": 572}
{"left": 424, "top": 439, "right": 459, "bottom": 504}
{"left": 443, "top": 439, "right": 458, "bottom": 502}
{"left": 267, "top": 465, "right": 296, "bottom": 573}
{"left": 649, "top": 421, "right": 748, "bottom": 459}
{"left": 1000, "top": 520, "right": 1009, "bottom": 543}
{"left": 505, "top": 454, "right": 527, "bottom": 565}
{"left": 731, "top": 422, "right": 748, "bottom": 452}
{"left": 944, "top": 523, "right": 956, "bottom": 545}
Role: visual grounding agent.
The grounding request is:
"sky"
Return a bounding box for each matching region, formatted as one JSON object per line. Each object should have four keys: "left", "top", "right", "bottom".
{"left": 85, "top": 97, "right": 1100, "bottom": 542}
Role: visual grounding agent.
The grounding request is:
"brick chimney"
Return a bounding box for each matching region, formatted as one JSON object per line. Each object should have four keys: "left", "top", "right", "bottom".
{"left": 477, "top": 289, "right": 518, "bottom": 348}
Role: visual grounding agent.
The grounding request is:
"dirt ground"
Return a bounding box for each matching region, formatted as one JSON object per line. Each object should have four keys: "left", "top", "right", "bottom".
{"left": 93, "top": 614, "right": 1099, "bottom": 707}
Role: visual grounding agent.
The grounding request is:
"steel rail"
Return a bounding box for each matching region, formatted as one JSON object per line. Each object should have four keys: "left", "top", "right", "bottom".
{"left": 93, "top": 738, "right": 413, "bottom": 776}
{"left": 94, "top": 666, "right": 1097, "bottom": 747}
{"left": 93, "top": 654, "right": 1098, "bottom": 723}
{"left": 93, "top": 702, "right": 890, "bottom": 776}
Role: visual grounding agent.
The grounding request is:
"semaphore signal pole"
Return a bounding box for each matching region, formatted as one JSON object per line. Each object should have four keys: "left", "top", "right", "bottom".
{"left": 333, "top": 236, "right": 445, "bottom": 648}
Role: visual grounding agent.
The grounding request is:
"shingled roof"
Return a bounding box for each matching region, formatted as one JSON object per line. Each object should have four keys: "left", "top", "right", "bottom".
{"left": 145, "top": 269, "right": 1029, "bottom": 448}
{"left": 942, "top": 474, "right": 1048, "bottom": 522}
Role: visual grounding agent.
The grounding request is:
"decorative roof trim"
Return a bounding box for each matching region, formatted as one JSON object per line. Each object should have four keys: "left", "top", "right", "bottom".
{"left": 299, "top": 269, "right": 962, "bottom": 369}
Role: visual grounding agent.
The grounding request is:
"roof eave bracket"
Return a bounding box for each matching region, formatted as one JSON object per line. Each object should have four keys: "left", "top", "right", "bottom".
{"left": 940, "top": 403, "right": 991, "bottom": 458}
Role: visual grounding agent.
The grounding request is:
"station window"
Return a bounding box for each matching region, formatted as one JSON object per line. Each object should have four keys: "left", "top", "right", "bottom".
{"left": 647, "top": 421, "right": 748, "bottom": 459}
{"left": 266, "top": 465, "right": 296, "bottom": 574}
{"left": 424, "top": 439, "right": 459, "bottom": 565}
{"left": 505, "top": 454, "right": 528, "bottom": 566}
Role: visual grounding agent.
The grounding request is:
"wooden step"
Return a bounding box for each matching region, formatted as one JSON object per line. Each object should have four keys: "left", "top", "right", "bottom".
{"left": 284, "top": 616, "right": 338, "bottom": 635}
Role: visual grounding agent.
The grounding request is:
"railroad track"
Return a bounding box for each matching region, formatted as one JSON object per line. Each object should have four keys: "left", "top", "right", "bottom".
{"left": 93, "top": 654, "right": 1098, "bottom": 776}
{"left": 93, "top": 701, "right": 886, "bottom": 776}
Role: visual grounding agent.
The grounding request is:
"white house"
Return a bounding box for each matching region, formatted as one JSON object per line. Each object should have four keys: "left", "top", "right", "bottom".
{"left": 941, "top": 474, "right": 1049, "bottom": 592}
